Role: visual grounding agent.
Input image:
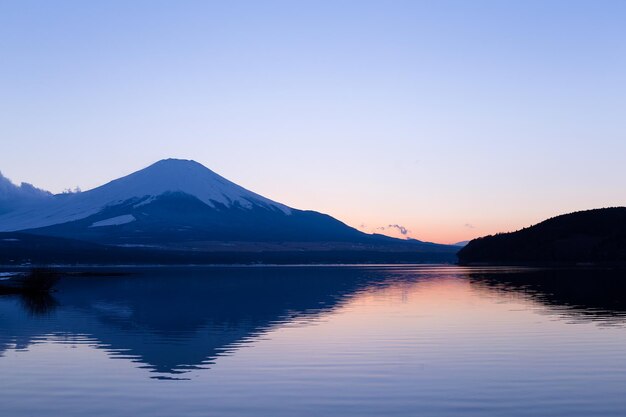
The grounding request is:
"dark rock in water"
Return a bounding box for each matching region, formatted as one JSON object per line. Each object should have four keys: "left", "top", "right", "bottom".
{"left": 0, "top": 268, "right": 61, "bottom": 294}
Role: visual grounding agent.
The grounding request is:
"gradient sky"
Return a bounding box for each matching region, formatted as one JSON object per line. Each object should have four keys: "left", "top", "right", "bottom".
{"left": 1, "top": 0, "right": 625, "bottom": 244}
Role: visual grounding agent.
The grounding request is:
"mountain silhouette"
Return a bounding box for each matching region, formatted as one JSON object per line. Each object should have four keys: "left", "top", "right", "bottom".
{"left": 468, "top": 268, "right": 626, "bottom": 323}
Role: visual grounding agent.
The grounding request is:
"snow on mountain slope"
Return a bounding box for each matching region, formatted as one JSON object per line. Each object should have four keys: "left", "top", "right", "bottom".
{"left": 89, "top": 214, "right": 137, "bottom": 228}
{"left": 0, "top": 159, "right": 291, "bottom": 231}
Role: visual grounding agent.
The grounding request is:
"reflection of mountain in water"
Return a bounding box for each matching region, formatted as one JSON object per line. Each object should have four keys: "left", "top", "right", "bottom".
{"left": 468, "top": 268, "right": 626, "bottom": 323}
{"left": 0, "top": 267, "right": 390, "bottom": 378}
{"left": 2, "top": 267, "right": 626, "bottom": 380}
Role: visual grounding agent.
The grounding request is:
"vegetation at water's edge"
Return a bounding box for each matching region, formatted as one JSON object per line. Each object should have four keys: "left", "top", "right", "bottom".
{"left": 0, "top": 232, "right": 458, "bottom": 265}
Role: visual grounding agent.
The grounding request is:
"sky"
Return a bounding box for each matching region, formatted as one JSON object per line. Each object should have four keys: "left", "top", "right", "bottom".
{"left": 1, "top": 0, "right": 625, "bottom": 244}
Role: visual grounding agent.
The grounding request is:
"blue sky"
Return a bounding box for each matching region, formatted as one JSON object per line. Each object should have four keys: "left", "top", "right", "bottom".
{"left": 1, "top": 0, "right": 625, "bottom": 243}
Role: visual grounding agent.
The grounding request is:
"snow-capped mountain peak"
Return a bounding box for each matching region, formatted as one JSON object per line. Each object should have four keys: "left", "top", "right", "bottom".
{"left": 89, "top": 158, "right": 290, "bottom": 213}
{"left": 0, "top": 159, "right": 290, "bottom": 231}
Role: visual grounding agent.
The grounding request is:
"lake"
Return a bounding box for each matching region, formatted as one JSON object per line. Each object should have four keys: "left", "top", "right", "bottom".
{"left": 1, "top": 265, "right": 625, "bottom": 416}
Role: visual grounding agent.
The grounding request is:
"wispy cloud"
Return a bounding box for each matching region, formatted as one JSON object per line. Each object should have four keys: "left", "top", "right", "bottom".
{"left": 464, "top": 223, "right": 475, "bottom": 229}
{"left": 369, "top": 224, "right": 412, "bottom": 238}
{"left": 387, "top": 224, "right": 410, "bottom": 235}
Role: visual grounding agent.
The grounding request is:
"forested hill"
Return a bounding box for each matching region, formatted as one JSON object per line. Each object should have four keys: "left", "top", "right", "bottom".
{"left": 458, "top": 207, "right": 626, "bottom": 264}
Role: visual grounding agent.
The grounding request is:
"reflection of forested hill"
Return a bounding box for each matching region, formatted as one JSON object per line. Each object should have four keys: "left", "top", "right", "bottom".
{"left": 469, "top": 268, "right": 626, "bottom": 322}
{"left": 459, "top": 208, "right": 626, "bottom": 264}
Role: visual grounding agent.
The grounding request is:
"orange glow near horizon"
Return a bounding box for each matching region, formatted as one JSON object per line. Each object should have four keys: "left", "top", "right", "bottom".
{"left": 338, "top": 215, "right": 530, "bottom": 245}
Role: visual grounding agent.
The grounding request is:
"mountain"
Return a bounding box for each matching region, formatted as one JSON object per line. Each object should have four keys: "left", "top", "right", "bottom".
{"left": 0, "top": 159, "right": 289, "bottom": 233}
{"left": 0, "top": 159, "right": 458, "bottom": 263}
{"left": 458, "top": 207, "right": 626, "bottom": 265}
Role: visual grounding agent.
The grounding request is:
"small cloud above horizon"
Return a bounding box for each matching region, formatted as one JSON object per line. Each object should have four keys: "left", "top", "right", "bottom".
{"left": 366, "top": 223, "right": 412, "bottom": 239}
{"left": 387, "top": 224, "right": 410, "bottom": 235}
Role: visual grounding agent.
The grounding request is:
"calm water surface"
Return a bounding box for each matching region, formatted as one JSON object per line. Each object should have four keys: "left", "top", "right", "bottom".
{"left": 1, "top": 265, "right": 626, "bottom": 416}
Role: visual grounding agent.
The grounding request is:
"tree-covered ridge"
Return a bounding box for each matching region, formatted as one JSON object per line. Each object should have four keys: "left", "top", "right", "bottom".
{"left": 458, "top": 207, "right": 626, "bottom": 264}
